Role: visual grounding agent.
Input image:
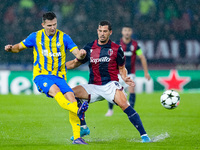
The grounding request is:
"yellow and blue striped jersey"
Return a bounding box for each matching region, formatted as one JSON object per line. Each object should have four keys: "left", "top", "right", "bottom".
{"left": 20, "top": 29, "right": 77, "bottom": 80}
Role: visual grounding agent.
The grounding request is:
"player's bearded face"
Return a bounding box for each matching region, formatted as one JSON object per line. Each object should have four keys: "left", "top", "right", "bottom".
{"left": 97, "top": 25, "right": 112, "bottom": 43}
{"left": 122, "top": 27, "right": 132, "bottom": 39}
{"left": 42, "top": 18, "right": 57, "bottom": 36}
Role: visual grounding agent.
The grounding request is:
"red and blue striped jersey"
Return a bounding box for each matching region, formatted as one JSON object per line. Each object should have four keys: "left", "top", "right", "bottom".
{"left": 81, "top": 39, "right": 125, "bottom": 85}
{"left": 116, "top": 39, "right": 142, "bottom": 74}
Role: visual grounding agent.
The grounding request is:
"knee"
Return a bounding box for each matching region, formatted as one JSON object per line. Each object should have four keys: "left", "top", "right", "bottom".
{"left": 117, "top": 101, "right": 129, "bottom": 111}
{"left": 73, "top": 85, "right": 87, "bottom": 99}
{"left": 72, "top": 86, "right": 80, "bottom": 96}
{"left": 49, "top": 84, "right": 61, "bottom": 97}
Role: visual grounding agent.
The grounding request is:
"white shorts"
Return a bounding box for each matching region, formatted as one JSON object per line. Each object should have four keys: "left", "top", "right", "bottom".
{"left": 81, "top": 81, "right": 126, "bottom": 104}
{"left": 118, "top": 74, "right": 135, "bottom": 91}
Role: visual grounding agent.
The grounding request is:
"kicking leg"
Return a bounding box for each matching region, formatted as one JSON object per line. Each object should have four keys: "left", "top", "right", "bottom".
{"left": 114, "top": 89, "right": 151, "bottom": 142}
{"left": 49, "top": 84, "right": 88, "bottom": 143}
{"left": 69, "top": 111, "right": 80, "bottom": 140}
{"left": 70, "top": 85, "right": 91, "bottom": 141}
{"left": 49, "top": 84, "right": 79, "bottom": 114}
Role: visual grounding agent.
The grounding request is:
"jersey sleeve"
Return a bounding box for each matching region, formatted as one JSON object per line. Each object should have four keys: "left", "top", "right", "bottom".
{"left": 117, "top": 46, "right": 125, "bottom": 66}
{"left": 135, "top": 45, "right": 143, "bottom": 56}
{"left": 20, "top": 32, "right": 36, "bottom": 48}
{"left": 63, "top": 34, "right": 78, "bottom": 52}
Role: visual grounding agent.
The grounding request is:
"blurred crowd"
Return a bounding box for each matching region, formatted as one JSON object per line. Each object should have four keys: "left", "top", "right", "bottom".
{"left": 0, "top": 0, "right": 200, "bottom": 67}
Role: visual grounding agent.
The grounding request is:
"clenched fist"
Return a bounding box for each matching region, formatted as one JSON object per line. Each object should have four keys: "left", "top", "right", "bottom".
{"left": 123, "top": 76, "right": 135, "bottom": 87}
{"left": 5, "top": 45, "right": 13, "bottom": 52}
{"left": 79, "top": 49, "right": 86, "bottom": 59}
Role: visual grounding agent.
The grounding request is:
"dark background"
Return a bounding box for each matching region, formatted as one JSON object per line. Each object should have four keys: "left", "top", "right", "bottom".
{"left": 0, "top": 0, "right": 200, "bottom": 70}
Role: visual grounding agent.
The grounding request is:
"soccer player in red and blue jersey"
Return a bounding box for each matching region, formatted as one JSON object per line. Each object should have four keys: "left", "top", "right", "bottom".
{"left": 5, "top": 12, "right": 88, "bottom": 145}
{"left": 66, "top": 21, "right": 151, "bottom": 143}
{"left": 105, "top": 25, "right": 151, "bottom": 116}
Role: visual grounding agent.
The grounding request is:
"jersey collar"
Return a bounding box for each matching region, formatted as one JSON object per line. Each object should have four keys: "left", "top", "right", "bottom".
{"left": 97, "top": 39, "right": 111, "bottom": 47}
{"left": 43, "top": 29, "right": 58, "bottom": 40}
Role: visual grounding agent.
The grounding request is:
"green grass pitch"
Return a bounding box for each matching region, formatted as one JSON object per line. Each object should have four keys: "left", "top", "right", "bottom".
{"left": 0, "top": 92, "right": 199, "bottom": 150}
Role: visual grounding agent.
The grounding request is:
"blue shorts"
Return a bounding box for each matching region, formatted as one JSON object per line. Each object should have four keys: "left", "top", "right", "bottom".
{"left": 34, "top": 75, "right": 73, "bottom": 97}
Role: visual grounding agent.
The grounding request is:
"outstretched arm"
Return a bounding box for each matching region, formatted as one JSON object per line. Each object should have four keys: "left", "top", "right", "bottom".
{"left": 138, "top": 54, "right": 151, "bottom": 80}
{"left": 71, "top": 48, "right": 86, "bottom": 60}
{"left": 5, "top": 43, "right": 26, "bottom": 53}
{"left": 66, "top": 58, "right": 82, "bottom": 69}
{"left": 119, "top": 65, "right": 135, "bottom": 87}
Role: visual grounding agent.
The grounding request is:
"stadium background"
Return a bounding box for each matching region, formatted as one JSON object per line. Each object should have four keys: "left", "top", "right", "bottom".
{"left": 0, "top": 0, "right": 200, "bottom": 93}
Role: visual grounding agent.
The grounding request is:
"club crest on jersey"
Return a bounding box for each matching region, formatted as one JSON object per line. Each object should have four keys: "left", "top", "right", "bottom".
{"left": 108, "top": 49, "right": 113, "bottom": 56}
{"left": 56, "top": 42, "right": 61, "bottom": 48}
{"left": 130, "top": 45, "right": 135, "bottom": 51}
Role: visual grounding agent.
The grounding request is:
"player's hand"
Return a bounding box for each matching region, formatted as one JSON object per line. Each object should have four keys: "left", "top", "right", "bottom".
{"left": 123, "top": 76, "right": 135, "bottom": 87}
{"left": 145, "top": 73, "right": 151, "bottom": 80}
{"left": 5, "top": 45, "right": 13, "bottom": 52}
{"left": 79, "top": 49, "right": 86, "bottom": 59}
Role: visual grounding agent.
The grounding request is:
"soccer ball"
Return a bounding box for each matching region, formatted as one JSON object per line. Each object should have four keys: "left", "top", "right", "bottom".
{"left": 160, "top": 90, "right": 180, "bottom": 109}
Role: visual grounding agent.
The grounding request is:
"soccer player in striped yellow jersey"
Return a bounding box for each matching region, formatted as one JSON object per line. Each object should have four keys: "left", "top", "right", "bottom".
{"left": 4, "top": 12, "right": 88, "bottom": 145}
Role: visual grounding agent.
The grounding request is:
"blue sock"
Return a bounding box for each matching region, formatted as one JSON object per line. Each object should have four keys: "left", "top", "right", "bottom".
{"left": 76, "top": 97, "right": 86, "bottom": 126}
{"left": 108, "top": 102, "right": 114, "bottom": 109}
{"left": 124, "top": 106, "right": 146, "bottom": 136}
{"left": 129, "top": 93, "right": 136, "bottom": 108}
{"left": 80, "top": 117, "right": 86, "bottom": 126}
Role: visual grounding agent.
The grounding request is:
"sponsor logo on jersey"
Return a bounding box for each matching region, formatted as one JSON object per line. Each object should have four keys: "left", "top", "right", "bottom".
{"left": 90, "top": 57, "right": 111, "bottom": 64}
{"left": 114, "top": 82, "right": 123, "bottom": 89}
{"left": 114, "top": 82, "right": 120, "bottom": 87}
{"left": 42, "top": 49, "right": 61, "bottom": 57}
{"left": 43, "top": 82, "right": 47, "bottom": 87}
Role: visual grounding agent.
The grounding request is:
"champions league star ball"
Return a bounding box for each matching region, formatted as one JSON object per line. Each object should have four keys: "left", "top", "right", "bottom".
{"left": 160, "top": 90, "right": 180, "bottom": 109}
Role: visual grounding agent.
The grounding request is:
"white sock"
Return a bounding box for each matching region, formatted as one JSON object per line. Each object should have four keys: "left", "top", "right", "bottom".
{"left": 141, "top": 134, "right": 148, "bottom": 137}
{"left": 81, "top": 125, "right": 87, "bottom": 129}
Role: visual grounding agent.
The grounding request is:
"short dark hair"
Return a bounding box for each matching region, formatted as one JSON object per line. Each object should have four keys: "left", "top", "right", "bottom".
{"left": 98, "top": 20, "right": 112, "bottom": 31}
{"left": 123, "top": 24, "right": 132, "bottom": 29}
{"left": 42, "top": 12, "right": 57, "bottom": 22}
